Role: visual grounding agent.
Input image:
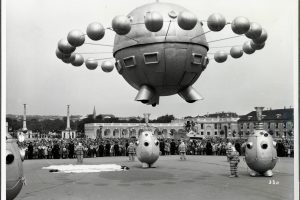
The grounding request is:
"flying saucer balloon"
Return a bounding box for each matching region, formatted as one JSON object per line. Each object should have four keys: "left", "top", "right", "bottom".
{"left": 56, "top": 2, "right": 268, "bottom": 106}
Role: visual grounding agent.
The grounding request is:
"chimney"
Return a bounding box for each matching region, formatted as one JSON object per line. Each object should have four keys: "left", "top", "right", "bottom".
{"left": 254, "top": 107, "right": 264, "bottom": 130}
{"left": 143, "top": 113, "right": 150, "bottom": 126}
{"left": 66, "top": 105, "right": 71, "bottom": 130}
{"left": 22, "top": 104, "right": 28, "bottom": 132}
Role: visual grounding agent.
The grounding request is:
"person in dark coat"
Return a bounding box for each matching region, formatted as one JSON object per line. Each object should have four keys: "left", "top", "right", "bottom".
{"left": 206, "top": 141, "right": 212, "bottom": 155}
{"left": 114, "top": 142, "right": 119, "bottom": 156}
{"left": 276, "top": 141, "right": 286, "bottom": 157}
{"left": 53, "top": 142, "right": 60, "bottom": 159}
{"left": 235, "top": 142, "right": 241, "bottom": 156}
{"left": 68, "top": 141, "right": 75, "bottom": 158}
{"left": 125, "top": 141, "right": 129, "bottom": 156}
{"left": 159, "top": 139, "right": 165, "bottom": 155}
{"left": 98, "top": 142, "right": 104, "bottom": 157}
{"left": 170, "top": 139, "right": 176, "bottom": 155}
{"left": 28, "top": 142, "right": 33, "bottom": 159}
{"left": 105, "top": 141, "right": 111, "bottom": 157}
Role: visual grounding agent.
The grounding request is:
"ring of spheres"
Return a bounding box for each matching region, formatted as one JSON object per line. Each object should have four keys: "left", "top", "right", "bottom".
{"left": 56, "top": 7, "right": 267, "bottom": 69}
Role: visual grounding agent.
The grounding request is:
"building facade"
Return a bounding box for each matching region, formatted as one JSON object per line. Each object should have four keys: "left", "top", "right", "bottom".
{"left": 84, "top": 113, "right": 239, "bottom": 139}
{"left": 237, "top": 108, "right": 294, "bottom": 139}
{"left": 84, "top": 122, "right": 185, "bottom": 139}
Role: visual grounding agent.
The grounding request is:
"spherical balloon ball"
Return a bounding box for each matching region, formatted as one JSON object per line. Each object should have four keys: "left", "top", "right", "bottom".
{"left": 68, "top": 53, "right": 76, "bottom": 63}
{"left": 144, "top": 11, "right": 163, "bottom": 32}
{"left": 67, "top": 30, "right": 85, "bottom": 47}
{"left": 250, "top": 40, "right": 265, "bottom": 50}
{"left": 245, "top": 22, "right": 262, "bottom": 39}
{"left": 56, "top": 48, "right": 71, "bottom": 60}
{"left": 101, "top": 60, "right": 114, "bottom": 72}
{"left": 112, "top": 15, "right": 131, "bottom": 35}
{"left": 62, "top": 56, "right": 73, "bottom": 64}
{"left": 207, "top": 13, "right": 226, "bottom": 32}
{"left": 71, "top": 54, "right": 84, "bottom": 67}
{"left": 214, "top": 51, "right": 228, "bottom": 63}
{"left": 86, "top": 22, "right": 105, "bottom": 41}
{"left": 231, "top": 16, "right": 250, "bottom": 34}
{"left": 253, "top": 28, "right": 268, "bottom": 44}
{"left": 58, "top": 39, "right": 76, "bottom": 54}
{"left": 85, "top": 58, "right": 98, "bottom": 70}
{"left": 230, "top": 46, "right": 243, "bottom": 58}
{"left": 177, "top": 11, "right": 197, "bottom": 30}
{"left": 242, "top": 41, "right": 256, "bottom": 54}
{"left": 56, "top": 48, "right": 64, "bottom": 59}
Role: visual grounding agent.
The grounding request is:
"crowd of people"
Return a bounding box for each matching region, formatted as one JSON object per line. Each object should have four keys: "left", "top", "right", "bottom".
{"left": 18, "top": 136, "right": 294, "bottom": 160}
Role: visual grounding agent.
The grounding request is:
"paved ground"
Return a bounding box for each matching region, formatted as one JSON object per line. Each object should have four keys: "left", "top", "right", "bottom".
{"left": 15, "top": 156, "right": 294, "bottom": 200}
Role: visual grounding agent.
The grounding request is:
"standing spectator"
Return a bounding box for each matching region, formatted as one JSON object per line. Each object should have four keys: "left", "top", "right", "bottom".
{"left": 68, "top": 140, "right": 75, "bottom": 158}
{"left": 127, "top": 142, "right": 135, "bottom": 161}
{"left": 125, "top": 141, "right": 129, "bottom": 156}
{"left": 178, "top": 140, "right": 187, "bottom": 160}
{"left": 159, "top": 139, "right": 165, "bottom": 156}
{"left": 170, "top": 139, "right": 176, "bottom": 155}
{"left": 228, "top": 150, "right": 240, "bottom": 178}
{"left": 105, "top": 141, "right": 111, "bottom": 157}
{"left": 75, "top": 143, "right": 84, "bottom": 164}
{"left": 206, "top": 141, "right": 212, "bottom": 155}
{"left": 114, "top": 142, "right": 120, "bottom": 156}
{"left": 43, "top": 145, "right": 48, "bottom": 159}
{"left": 226, "top": 142, "right": 233, "bottom": 161}
{"left": 62, "top": 145, "right": 67, "bottom": 159}
{"left": 47, "top": 145, "right": 52, "bottom": 159}
{"left": 98, "top": 142, "right": 104, "bottom": 157}
{"left": 164, "top": 140, "right": 170, "bottom": 155}
{"left": 28, "top": 142, "right": 33, "bottom": 159}
{"left": 53, "top": 142, "right": 60, "bottom": 159}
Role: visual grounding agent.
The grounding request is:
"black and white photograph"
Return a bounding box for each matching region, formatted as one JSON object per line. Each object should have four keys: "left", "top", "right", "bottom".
{"left": 2, "top": 0, "right": 299, "bottom": 199}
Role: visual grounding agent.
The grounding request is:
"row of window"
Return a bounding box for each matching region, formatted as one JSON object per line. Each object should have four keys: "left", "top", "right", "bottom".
{"left": 115, "top": 52, "right": 209, "bottom": 74}
{"left": 197, "top": 123, "right": 231, "bottom": 129}
{"left": 240, "top": 122, "right": 292, "bottom": 129}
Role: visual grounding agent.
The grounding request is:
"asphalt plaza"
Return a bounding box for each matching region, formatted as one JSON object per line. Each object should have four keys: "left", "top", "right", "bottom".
{"left": 15, "top": 155, "right": 294, "bottom": 200}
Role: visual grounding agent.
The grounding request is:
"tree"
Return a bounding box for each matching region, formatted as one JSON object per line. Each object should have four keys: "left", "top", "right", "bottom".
{"left": 151, "top": 115, "right": 175, "bottom": 123}
{"left": 184, "top": 120, "right": 196, "bottom": 133}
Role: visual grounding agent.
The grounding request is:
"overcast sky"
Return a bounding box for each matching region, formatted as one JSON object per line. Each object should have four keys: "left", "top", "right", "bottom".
{"left": 4, "top": 0, "right": 298, "bottom": 119}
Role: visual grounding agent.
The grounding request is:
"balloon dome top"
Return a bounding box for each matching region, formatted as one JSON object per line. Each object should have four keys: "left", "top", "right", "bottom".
{"left": 113, "top": 2, "right": 208, "bottom": 55}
